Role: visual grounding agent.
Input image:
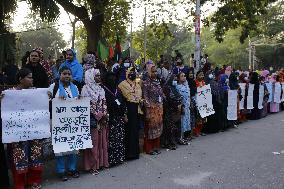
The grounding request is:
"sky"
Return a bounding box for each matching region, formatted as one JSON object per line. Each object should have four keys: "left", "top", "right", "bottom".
{"left": 11, "top": 1, "right": 219, "bottom": 46}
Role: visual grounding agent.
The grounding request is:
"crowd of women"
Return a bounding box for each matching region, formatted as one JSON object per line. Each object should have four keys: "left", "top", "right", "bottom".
{"left": 0, "top": 47, "right": 284, "bottom": 189}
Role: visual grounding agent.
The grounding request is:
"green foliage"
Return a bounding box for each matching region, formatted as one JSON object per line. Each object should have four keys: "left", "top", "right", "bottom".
{"left": 75, "top": 25, "right": 87, "bottom": 61}
{"left": 16, "top": 14, "right": 66, "bottom": 62}
{"left": 132, "top": 22, "right": 174, "bottom": 61}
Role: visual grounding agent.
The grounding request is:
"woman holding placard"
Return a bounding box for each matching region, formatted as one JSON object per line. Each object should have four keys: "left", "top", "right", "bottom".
{"left": 48, "top": 66, "right": 80, "bottom": 181}
{"left": 5, "top": 68, "right": 44, "bottom": 189}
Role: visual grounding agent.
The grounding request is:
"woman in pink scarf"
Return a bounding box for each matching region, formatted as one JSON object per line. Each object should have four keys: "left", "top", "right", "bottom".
{"left": 81, "top": 68, "right": 109, "bottom": 175}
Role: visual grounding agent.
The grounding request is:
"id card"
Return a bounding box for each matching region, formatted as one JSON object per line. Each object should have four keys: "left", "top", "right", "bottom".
{"left": 115, "top": 99, "right": 121, "bottom": 106}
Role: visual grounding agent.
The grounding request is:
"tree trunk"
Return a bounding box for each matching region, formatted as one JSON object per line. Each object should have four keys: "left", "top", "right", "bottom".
{"left": 83, "top": 12, "right": 104, "bottom": 53}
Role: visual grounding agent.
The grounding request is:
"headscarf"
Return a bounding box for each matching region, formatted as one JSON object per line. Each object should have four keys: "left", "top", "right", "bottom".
{"left": 219, "top": 74, "right": 229, "bottom": 92}
{"left": 83, "top": 68, "right": 105, "bottom": 103}
{"left": 187, "top": 67, "right": 197, "bottom": 97}
{"left": 58, "top": 81, "right": 79, "bottom": 98}
{"left": 250, "top": 72, "right": 259, "bottom": 85}
{"left": 83, "top": 53, "right": 96, "bottom": 71}
{"left": 60, "top": 49, "right": 83, "bottom": 82}
{"left": 229, "top": 72, "right": 239, "bottom": 90}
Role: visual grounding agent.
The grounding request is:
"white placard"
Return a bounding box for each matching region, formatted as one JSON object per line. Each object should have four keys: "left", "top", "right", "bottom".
{"left": 52, "top": 98, "right": 92, "bottom": 154}
{"left": 1, "top": 89, "right": 50, "bottom": 143}
{"left": 258, "top": 85, "right": 264, "bottom": 109}
{"left": 239, "top": 83, "right": 246, "bottom": 110}
{"left": 265, "top": 82, "right": 273, "bottom": 103}
{"left": 274, "top": 82, "right": 281, "bottom": 103}
{"left": 196, "top": 84, "right": 215, "bottom": 118}
{"left": 227, "top": 90, "right": 238, "bottom": 120}
{"left": 247, "top": 84, "right": 254, "bottom": 110}
{"left": 282, "top": 84, "right": 284, "bottom": 102}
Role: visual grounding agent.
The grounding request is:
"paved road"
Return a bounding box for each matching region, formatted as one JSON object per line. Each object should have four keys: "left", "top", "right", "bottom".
{"left": 43, "top": 112, "right": 284, "bottom": 189}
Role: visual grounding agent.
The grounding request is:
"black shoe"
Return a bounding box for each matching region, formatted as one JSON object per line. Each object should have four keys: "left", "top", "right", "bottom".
{"left": 154, "top": 149, "right": 161, "bottom": 154}
{"left": 58, "top": 173, "right": 68, "bottom": 182}
{"left": 68, "top": 170, "right": 80, "bottom": 178}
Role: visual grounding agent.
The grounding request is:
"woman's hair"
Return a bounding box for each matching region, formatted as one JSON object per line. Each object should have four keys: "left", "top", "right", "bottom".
{"left": 16, "top": 68, "right": 32, "bottom": 84}
{"left": 59, "top": 66, "right": 72, "bottom": 75}
{"left": 177, "top": 72, "right": 184, "bottom": 80}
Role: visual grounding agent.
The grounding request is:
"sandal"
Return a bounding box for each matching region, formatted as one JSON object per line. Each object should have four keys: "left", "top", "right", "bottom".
{"left": 90, "top": 169, "right": 99, "bottom": 175}
{"left": 68, "top": 170, "right": 80, "bottom": 178}
{"left": 31, "top": 184, "right": 42, "bottom": 189}
{"left": 148, "top": 151, "right": 158, "bottom": 155}
{"left": 58, "top": 173, "right": 68, "bottom": 182}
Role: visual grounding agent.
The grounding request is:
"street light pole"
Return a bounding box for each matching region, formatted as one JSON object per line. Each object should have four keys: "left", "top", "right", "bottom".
{"left": 194, "top": 0, "right": 201, "bottom": 71}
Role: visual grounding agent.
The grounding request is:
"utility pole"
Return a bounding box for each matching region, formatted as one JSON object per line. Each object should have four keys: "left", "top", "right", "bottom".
{"left": 194, "top": 0, "right": 201, "bottom": 71}
{"left": 248, "top": 37, "right": 252, "bottom": 70}
{"left": 144, "top": 6, "right": 147, "bottom": 62}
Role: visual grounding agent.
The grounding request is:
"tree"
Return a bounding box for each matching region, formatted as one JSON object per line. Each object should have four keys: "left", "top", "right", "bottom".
{"left": 133, "top": 0, "right": 278, "bottom": 43}
{"left": 16, "top": 14, "right": 66, "bottom": 62}
{"left": 0, "top": 0, "right": 17, "bottom": 66}
{"left": 132, "top": 22, "right": 174, "bottom": 61}
{"left": 27, "top": 0, "right": 130, "bottom": 52}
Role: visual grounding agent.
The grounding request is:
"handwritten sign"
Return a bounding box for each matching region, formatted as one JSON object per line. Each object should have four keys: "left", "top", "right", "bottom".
{"left": 274, "top": 82, "right": 281, "bottom": 103}
{"left": 258, "top": 85, "right": 264, "bottom": 109}
{"left": 52, "top": 98, "right": 92, "bottom": 153}
{"left": 247, "top": 84, "right": 254, "bottom": 110}
{"left": 239, "top": 83, "right": 246, "bottom": 110}
{"left": 265, "top": 82, "right": 273, "bottom": 103}
{"left": 196, "top": 84, "right": 215, "bottom": 118}
{"left": 1, "top": 89, "right": 50, "bottom": 143}
{"left": 227, "top": 90, "right": 238, "bottom": 120}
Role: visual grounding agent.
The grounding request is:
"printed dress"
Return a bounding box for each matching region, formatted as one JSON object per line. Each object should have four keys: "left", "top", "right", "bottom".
{"left": 176, "top": 82, "right": 191, "bottom": 133}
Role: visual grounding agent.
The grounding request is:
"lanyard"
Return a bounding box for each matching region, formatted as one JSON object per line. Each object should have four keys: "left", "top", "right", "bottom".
{"left": 103, "top": 85, "right": 118, "bottom": 97}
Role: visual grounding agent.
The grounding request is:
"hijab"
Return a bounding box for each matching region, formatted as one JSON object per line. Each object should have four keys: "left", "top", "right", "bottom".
{"left": 83, "top": 68, "right": 105, "bottom": 103}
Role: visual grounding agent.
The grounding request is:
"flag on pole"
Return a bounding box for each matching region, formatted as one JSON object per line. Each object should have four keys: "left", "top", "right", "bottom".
{"left": 97, "top": 40, "right": 109, "bottom": 60}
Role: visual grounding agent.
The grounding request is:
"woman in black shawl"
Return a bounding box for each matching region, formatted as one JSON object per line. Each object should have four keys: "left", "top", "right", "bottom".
{"left": 249, "top": 72, "right": 261, "bottom": 120}
{"left": 187, "top": 68, "right": 197, "bottom": 135}
{"left": 203, "top": 72, "right": 222, "bottom": 133}
{"left": 161, "top": 75, "right": 182, "bottom": 150}
{"left": 103, "top": 72, "right": 127, "bottom": 166}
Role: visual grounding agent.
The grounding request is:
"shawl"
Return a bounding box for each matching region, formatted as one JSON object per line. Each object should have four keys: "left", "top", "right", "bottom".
{"left": 188, "top": 67, "right": 197, "bottom": 97}
{"left": 58, "top": 81, "right": 79, "bottom": 98}
{"left": 60, "top": 49, "right": 83, "bottom": 82}
{"left": 229, "top": 72, "right": 239, "bottom": 90}
{"left": 82, "top": 68, "right": 107, "bottom": 117}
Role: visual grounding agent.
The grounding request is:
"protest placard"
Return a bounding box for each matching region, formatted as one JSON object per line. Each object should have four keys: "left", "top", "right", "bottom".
{"left": 52, "top": 98, "right": 92, "bottom": 154}
{"left": 227, "top": 90, "right": 238, "bottom": 120}
{"left": 196, "top": 84, "right": 215, "bottom": 118}
{"left": 258, "top": 85, "right": 264, "bottom": 109}
{"left": 239, "top": 83, "right": 246, "bottom": 110}
{"left": 247, "top": 84, "right": 254, "bottom": 110}
{"left": 265, "top": 82, "right": 273, "bottom": 103}
{"left": 274, "top": 82, "right": 281, "bottom": 103}
{"left": 1, "top": 88, "right": 50, "bottom": 143}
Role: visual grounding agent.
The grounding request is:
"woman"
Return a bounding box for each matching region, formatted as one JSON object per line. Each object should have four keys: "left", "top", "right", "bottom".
{"left": 176, "top": 72, "right": 191, "bottom": 144}
{"left": 24, "top": 50, "right": 49, "bottom": 88}
{"left": 270, "top": 74, "right": 281, "bottom": 113}
{"left": 238, "top": 73, "right": 249, "bottom": 123}
{"left": 194, "top": 70, "right": 207, "bottom": 136}
{"left": 228, "top": 72, "right": 241, "bottom": 127}
{"left": 103, "top": 72, "right": 126, "bottom": 166}
{"left": 162, "top": 75, "right": 182, "bottom": 150}
{"left": 218, "top": 74, "right": 229, "bottom": 131}
{"left": 249, "top": 72, "right": 261, "bottom": 120}
{"left": 142, "top": 65, "right": 164, "bottom": 155}
{"left": 7, "top": 68, "right": 44, "bottom": 189}
{"left": 118, "top": 67, "right": 142, "bottom": 160}
{"left": 203, "top": 72, "right": 222, "bottom": 133}
{"left": 260, "top": 74, "right": 269, "bottom": 118}
{"left": 82, "top": 68, "right": 109, "bottom": 174}
{"left": 48, "top": 66, "right": 80, "bottom": 181}
{"left": 59, "top": 49, "right": 83, "bottom": 92}
{"left": 187, "top": 68, "right": 197, "bottom": 135}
